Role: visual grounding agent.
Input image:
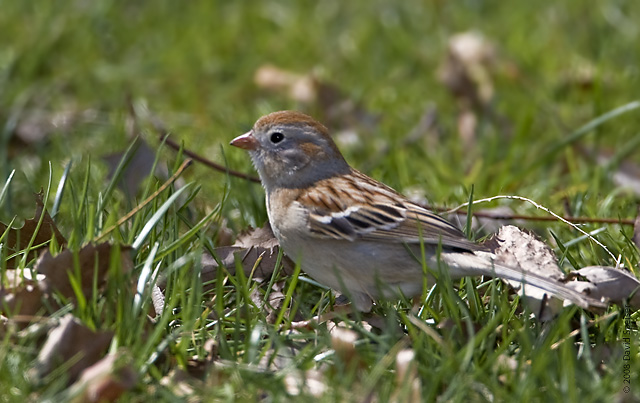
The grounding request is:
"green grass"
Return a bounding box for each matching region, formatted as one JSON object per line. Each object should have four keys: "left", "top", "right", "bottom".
{"left": 1, "top": 1, "right": 639, "bottom": 401}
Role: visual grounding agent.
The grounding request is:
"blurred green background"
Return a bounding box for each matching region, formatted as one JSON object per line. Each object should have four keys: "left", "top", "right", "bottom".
{"left": 2, "top": 1, "right": 640, "bottom": 400}
{"left": 2, "top": 0, "right": 639, "bottom": 236}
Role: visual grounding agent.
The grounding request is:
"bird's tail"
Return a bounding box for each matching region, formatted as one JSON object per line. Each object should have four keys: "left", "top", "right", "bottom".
{"left": 441, "top": 252, "right": 606, "bottom": 309}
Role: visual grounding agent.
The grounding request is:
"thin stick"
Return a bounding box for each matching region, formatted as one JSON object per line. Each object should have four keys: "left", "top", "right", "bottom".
{"left": 428, "top": 205, "right": 635, "bottom": 226}
{"left": 446, "top": 195, "right": 619, "bottom": 262}
{"left": 94, "top": 158, "right": 193, "bottom": 242}
{"left": 161, "top": 133, "right": 635, "bottom": 227}
{"left": 161, "top": 134, "right": 260, "bottom": 183}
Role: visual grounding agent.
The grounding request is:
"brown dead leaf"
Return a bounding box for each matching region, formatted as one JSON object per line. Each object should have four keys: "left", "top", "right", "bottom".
{"left": 0, "top": 281, "right": 46, "bottom": 320}
{"left": 331, "top": 326, "right": 358, "bottom": 364}
{"left": 392, "top": 349, "right": 421, "bottom": 403}
{"left": 1, "top": 243, "right": 130, "bottom": 327}
{"left": 31, "top": 314, "right": 114, "bottom": 384}
{"left": 566, "top": 266, "right": 640, "bottom": 309}
{"left": 486, "top": 227, "right": 638, "bottom": 311}
{"left": 0, "top": 191, "right": 66, "bottom": 269}
{"left": 200, "top": 228, "right": 294, "bottom": 321}
{"left": 36, "top": 243, "right": 133, "bottom": 300}
{"left": 184, "top": 356, "right": 210, "bottom": 381}
{"left": 254, "top": 65, "right": 316, "bottom": 103}
{"left": 172, "top": 339, "right": 218, "bottom": 383}
{"left": 256, "top": 342, "right": 302, "bottom": 372}
{"left": 201, "top": 246, "right": 290, "bottom": 285}
{"left": 494, "top": 353, "right": 524, "bottom": 384}
{"left": 151, "top": 284, "right": 165, "bottom": 317}
{"left": 457, "top": 109, "right": 478, "bottom": 149}
{"left": 201, "top": 224, "right": 294, "bottom": 288}
{"left": 103, "top": 138, "right": 167, "bottom": 197}
{"left": 590, "top": 149, "right": 640, "bottom": 197}
{"left": 437, "top": 31, "right": 513, "bottom": 145}
{"left": 488, "top": 226, "right": 565, "bottom": 281}
{"left": 254, "top": 65, "right": 378, "bottom": 132}
{"left": 611, "top": 160, "right": 640, "bottom": 196}
{"left": 160, "top": 369, "right": 203, "bottom": 399}
{"left": 264, "top": 286, "right": 287, "bottom": 324}
{"left": 557, "top": 58, "right": 605, "bottom": 92}
{"left": 8, "top": 107, "right": 99, "bottom": 159}
{"left": 215, "top": 219, "right": 234, "bottom": 247}
{"left": 485, "top": 226, "right": 578, "bottom": 319}
{"left": 69, "top": 352, "right": 137, "bottom": 403}
{"left": 634, "top": 206, "right": 640, "bottom": 251}
{"left": 13, "top": 107, "right": 98, "bottom": 145}
{"left": 233, "top": 222, "right": 280, "bottom": 249}
{"left": 246, "top": 280, "right": 287, "bottom": 323}
{"left": 438, "top": 31, "right": 497, "bottom": 108}
{"left": 284, "top": 369, "right": 327, "bottom": 398}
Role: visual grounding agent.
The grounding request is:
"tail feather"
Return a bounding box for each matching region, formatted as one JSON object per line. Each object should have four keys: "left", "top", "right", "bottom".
{"left": 442, "top": 252, "right": 606, "bottom": 309}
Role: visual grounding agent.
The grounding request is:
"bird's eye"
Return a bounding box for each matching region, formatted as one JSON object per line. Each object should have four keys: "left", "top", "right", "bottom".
{"left": 270, "top": 132, "right": 284, "bottom": 144}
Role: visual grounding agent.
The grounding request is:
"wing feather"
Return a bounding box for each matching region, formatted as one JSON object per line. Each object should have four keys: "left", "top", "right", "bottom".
{"left": 298, "top": 170, "right": 484, "bottom": 252}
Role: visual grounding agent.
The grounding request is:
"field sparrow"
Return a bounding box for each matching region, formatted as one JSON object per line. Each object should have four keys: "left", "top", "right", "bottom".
{"left": 231, "top": 111, "right": 600, "bottom": 312}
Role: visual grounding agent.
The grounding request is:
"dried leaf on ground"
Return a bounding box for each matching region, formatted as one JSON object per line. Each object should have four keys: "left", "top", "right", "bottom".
{"left": 593, "top": 151, "right": 640, "bottom": 197}
{"left": 331, "top": 326, "right": 359, "bottom": 366}
{"left": 103, "top": 138, "right": 168, "bottom": 197}
{"left": 610, "top": 160, "right": 640, "bottom": 196}
{"left": 160, "top": 369, "right": 203, "bottom": 399}
{"left": 151, "top": 284, "right": 165, "bottom": 317}
{"left": 31, "top": 314, "right": 114, "bottom": 384}
{"left": 392, "top": 349, "right": 421, "bottom": 403}
{"left": 254, "top": 65, "right": 378, "bottom": 132}
{"left": 0, "top": 281, "right": 46, "bottom": 320}
{"left": 247, "top": 280, "right": 287, "bottom": 323}
{"left": 256, "top": 341, "right": 303, "bottom": 372}
{"left": 484, "top": 225, "right": 596, "bottom": 318}
{"left": 0, "top": 191, "right": 66, "bottom": 269}
{"left": 437, "top": 31, "right": 497, "bottom": 111}
{"left": 69, "top": 352, "right": 137, "bottom": 403}
{"left": 494, "top": 353, "right": 524, "bottom": 384}
{"left": 254, "top": 65, "right": 316, "bottom": 103}
{"left": 488, "top": 226, "right": 640, "bottom": 310}
{"left": 1, "top": 243, "right": 131, "bottom": 326}
{"left": 437, "top": 31, "right": 512, "bottom": 144}
{"left": 233, "top": 222, "right": 280, "bottom": 249}
{"left": 634, "top": 207, "right": 640, "bottom": 251}
{"left": 566, "top": 266, "right": 640, "bottom": 309}
{"left": 284, "top": 369, "right": 327, "bottom": 398}
{"left": 487, "top": 226, "right": 565, "bottom": 281}
{"left": 201, "top": 246, "right": 289, "bottom": 285}
{"left": 37, "top": 243, "right": 133, "bottom": 299}
{"left": 10, "top": 106, "right": 98, "bottom": 154}
{"left": 201, "top": 224, "right": 294, "bottom": 286}
{"left": 557, "top": 58, "right": 606, "bottom": 92}
{"left": 214, "top": 219, "right": 235, "bottom": 247}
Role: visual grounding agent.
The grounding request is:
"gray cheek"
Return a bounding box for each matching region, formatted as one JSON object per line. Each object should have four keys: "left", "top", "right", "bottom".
{"left": 281, "top": 149, "right": 310, "bottom": 172}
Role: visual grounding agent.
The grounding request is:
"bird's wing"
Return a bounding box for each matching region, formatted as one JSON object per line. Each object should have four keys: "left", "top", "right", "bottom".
{"left": 297, "top": 170, "right": 483, "bottom": 252}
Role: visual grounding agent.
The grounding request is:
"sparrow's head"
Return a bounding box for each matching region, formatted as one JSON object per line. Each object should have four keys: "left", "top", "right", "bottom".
{"left": 231, "top": 111, "right": 350, "bottom": 191}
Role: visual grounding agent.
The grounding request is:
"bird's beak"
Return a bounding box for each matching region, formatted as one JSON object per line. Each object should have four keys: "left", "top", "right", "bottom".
{"left": 230, "top": 130, "right": 259, "bottom": 150}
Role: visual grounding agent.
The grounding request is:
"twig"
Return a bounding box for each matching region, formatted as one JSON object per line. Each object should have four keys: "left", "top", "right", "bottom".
{"left": 157, "top": 128, "right": 635, "bottom": 228}
{"left": 161, "top": 134, "right": 261, "bottom": 183}
{"left": 446, "top": 195, "right": 619, "bottom": 261}
{"left": 428, "top": 205, "right": 635, "bottom": 226}
{"left": 94, "top": 158, "right": 193, "bottom": 242}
